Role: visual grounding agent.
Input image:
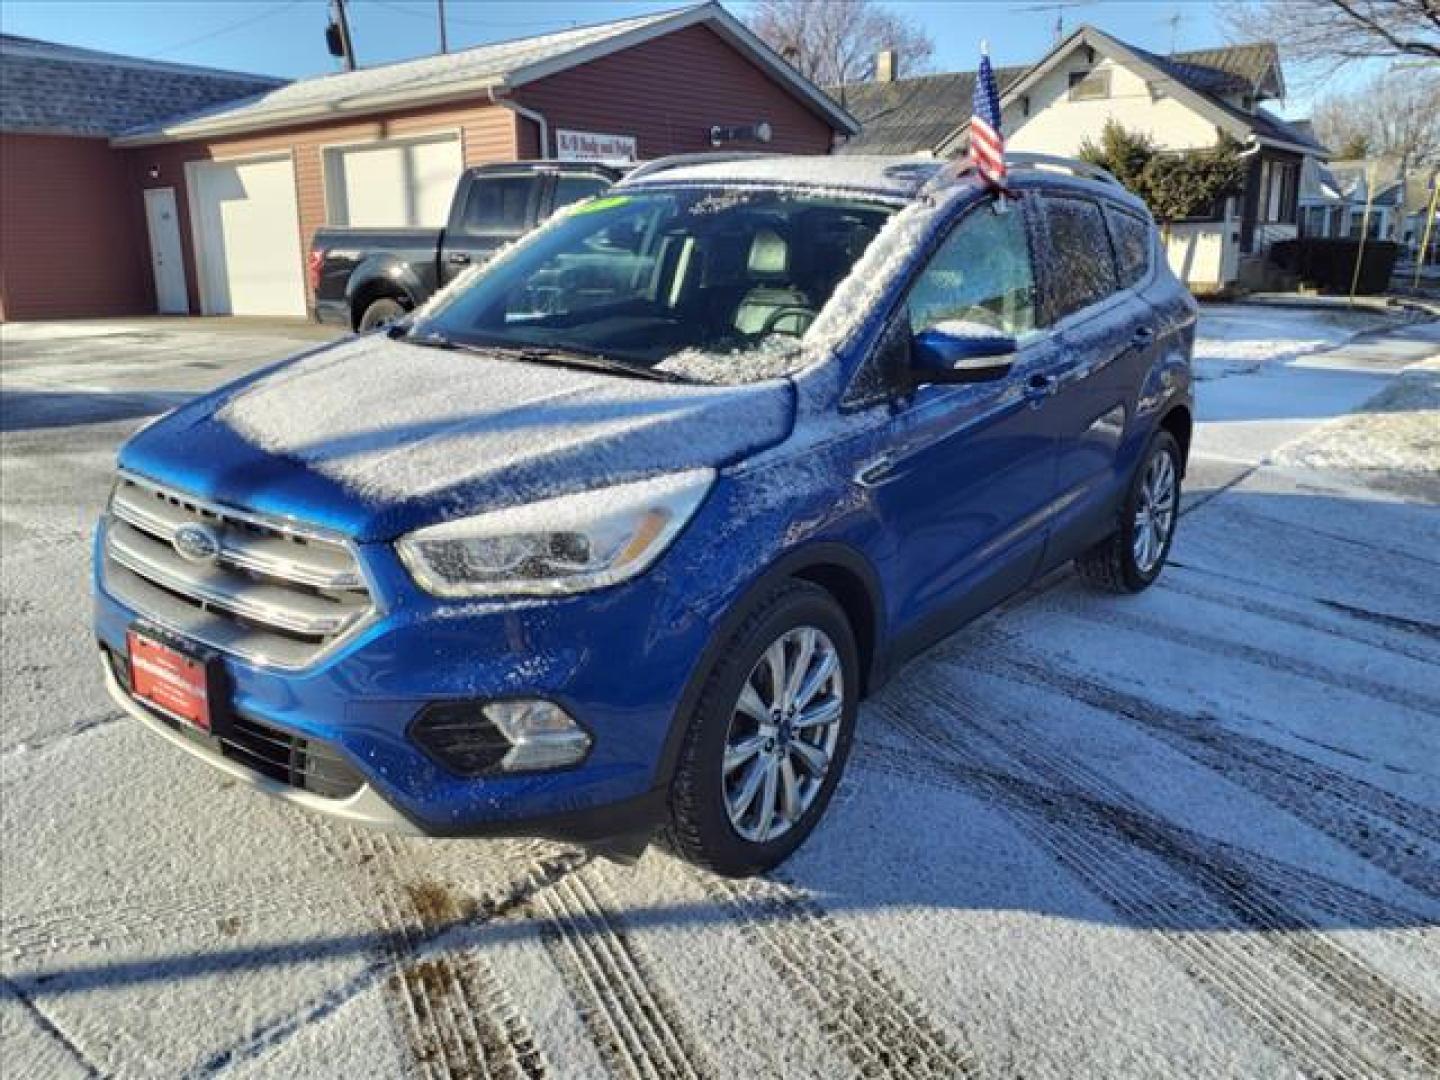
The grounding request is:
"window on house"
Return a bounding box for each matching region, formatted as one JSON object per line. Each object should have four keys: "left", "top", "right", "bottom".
{"left": 1259, "top": 160, "right": 1297, "bottom": 223}
{"left": 906, "top": 199, "right": 1038, "bottom": 337}
{"left": 1040, "top": 196, "right": 1118, "bottom": 321}
{"left": 324, "top": 133, "right": 462, "bottom": 228}
{"left": 1068, "top": 69, "right": 1111, "bottom": 101}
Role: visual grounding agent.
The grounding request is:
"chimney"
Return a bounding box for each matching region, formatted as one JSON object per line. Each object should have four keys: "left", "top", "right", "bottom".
{"left": 875, "top": 49, "right": 897, "bottom": 82}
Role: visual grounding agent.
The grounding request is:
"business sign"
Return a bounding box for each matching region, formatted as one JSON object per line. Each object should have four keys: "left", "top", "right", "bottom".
{"left": 556, "top": 129, "right": 638, "bottom": 162}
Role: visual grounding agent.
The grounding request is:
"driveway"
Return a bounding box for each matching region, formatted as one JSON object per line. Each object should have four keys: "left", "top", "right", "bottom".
{"left": 2, "top": 310, "right": 1437, "bottom": 1078}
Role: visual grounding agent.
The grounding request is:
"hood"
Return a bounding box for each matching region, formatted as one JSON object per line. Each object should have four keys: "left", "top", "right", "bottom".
{"left": 119, "top": 335, "right": 796, "bottom": 542}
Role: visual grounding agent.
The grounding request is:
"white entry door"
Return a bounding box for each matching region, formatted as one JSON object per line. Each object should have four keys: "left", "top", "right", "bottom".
{"left": 188, "top": 155, "right": 306, "bottom": 318}
{"left": 143, "top": 187, "right": 188, "bottom": 314}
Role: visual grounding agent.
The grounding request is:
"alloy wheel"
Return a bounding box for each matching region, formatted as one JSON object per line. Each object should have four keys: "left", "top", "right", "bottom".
{"left": 1133, "top": 449, "right": 1177, "bottom": 574}
{"left": 721, "top": 625, "right": 845, "bottom": 843}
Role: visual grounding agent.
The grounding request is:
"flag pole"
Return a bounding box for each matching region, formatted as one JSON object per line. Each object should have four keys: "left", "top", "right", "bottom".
{"left": 981, "top": 39, "right": 1008, "bottom": 214}
{"left": 1348, "top": 160, "right": 1378, "bottom": 305}
{"left": 1413, "top": 173, "right": 1438, "bottom": 291}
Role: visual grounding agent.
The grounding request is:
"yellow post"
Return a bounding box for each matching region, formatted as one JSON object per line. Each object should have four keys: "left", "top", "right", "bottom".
{"left": 1413, "top": 175, "right": 1439, "bottom": 291}
{"left": 1349, "top": 160, "right": 1378, "bottom": 304}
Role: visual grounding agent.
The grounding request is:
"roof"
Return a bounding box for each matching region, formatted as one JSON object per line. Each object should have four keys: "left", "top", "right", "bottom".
{"left": 828, "top": 68, "right": 1027, "bottom": 155}
{"left": 112, "top": 3, "right": 858, "bottom": 147}
{"left": 1328, "top": 158, "right": 1408, "bottom": 204}
{"left": 620, "top": 153, "right": 946, "bottom": 198}
{"left": 840, "top": 24, "right": 1324, "bottom": 158}
{"left": 0, "top": 33, "right": 282, "bottom": 138}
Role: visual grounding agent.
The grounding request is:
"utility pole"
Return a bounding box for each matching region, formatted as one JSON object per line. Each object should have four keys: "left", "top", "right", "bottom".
{"left": 332, "top": 0, "right": 356, "bottom": 71}
{"left": 438, "top": 0, "right": 449, "bottom": 53}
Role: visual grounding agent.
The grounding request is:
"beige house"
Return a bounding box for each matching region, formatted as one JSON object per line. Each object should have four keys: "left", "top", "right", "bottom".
{"left": 837, "top": 26, "right": 1327, "bottom": 293}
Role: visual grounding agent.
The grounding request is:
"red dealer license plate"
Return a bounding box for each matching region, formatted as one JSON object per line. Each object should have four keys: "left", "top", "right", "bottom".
{"left": 128, "top": 628, "right": 212, "bottom": 732}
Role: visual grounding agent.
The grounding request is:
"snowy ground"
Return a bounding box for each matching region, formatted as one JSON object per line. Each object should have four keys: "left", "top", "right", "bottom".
{"left": 2, "top": 310, "right": 1438, "bottom": 1078}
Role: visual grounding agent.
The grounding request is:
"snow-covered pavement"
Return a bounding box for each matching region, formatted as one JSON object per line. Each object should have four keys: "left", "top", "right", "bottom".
{"left": 2, "top": 309, "right": 1438, "bottom": 1078}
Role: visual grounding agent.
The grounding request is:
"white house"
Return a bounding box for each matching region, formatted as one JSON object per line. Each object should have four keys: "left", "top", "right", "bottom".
{"left": 835, "top": 26, "right": 1328, "bottom": 294}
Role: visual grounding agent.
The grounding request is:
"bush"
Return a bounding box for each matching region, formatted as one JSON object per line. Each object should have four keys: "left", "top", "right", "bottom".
{"left": 1270, "top": 239, "right": 1400, "bottom": 294}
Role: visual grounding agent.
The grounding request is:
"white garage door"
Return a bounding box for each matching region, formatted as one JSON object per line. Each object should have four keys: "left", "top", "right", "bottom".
{"left": 324, "top": 134, "right": 462, "bottom": 228}
{"left": 188, "top": 155, "right": 306, "bottom": 318}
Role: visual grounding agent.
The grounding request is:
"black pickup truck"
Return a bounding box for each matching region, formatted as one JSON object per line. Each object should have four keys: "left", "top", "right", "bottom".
{"left": 310, "top": 161, "right": 624, "bottom": 331}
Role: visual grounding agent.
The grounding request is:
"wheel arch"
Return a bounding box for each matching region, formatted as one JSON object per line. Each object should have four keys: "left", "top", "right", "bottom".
{"left": 652, "top": 541, "right": 888, "bottom": 790}
{"left": 1159, "top": 402, "right": 1193, "bottom": 475}
{"left": 345, "top": 259, "right": 420, "bottom": 329}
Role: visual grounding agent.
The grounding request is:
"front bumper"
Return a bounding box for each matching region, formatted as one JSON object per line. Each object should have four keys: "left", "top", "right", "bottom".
{"left": 92, "top": 526, "right": 724, "bottom": 842}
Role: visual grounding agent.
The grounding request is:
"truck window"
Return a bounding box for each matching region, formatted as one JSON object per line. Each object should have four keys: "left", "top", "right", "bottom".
{"left": 462, "top": 176, "right": 536, "bottom": 235}
{"left": 553, "top": 175, "right": 610, "bottom": 212}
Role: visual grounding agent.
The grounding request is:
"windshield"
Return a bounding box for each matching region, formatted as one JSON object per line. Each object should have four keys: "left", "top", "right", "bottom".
{"left": 409, "top": 188, "right": 894, "bottom": 384}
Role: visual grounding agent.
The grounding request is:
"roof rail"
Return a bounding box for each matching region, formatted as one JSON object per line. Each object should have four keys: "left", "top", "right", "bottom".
{"left": 918, "top": 152, "right": 1121, "bottom": 199}
{"left": 1006, "top": 152, "right": 1120, "bottom": 186}
{"left": 619, "top": 151, "right": 777, "bottom": 185}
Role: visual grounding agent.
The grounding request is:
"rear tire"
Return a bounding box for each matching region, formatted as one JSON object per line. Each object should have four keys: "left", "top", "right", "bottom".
{"left": 1075, "top": 429, "right": 1181, "bottom": 594}
{"left": 357, "top": 297, "right": 406, "bottom": 332}
{"left": 665, "top": 580, "right": 859, "bottom": 877}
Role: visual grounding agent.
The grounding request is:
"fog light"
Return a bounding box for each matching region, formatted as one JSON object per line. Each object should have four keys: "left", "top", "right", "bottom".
{"left": 484, "top": 700, "right": 591, "bottom": 772}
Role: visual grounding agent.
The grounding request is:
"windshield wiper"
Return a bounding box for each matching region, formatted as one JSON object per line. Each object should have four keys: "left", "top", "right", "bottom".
{"left": 501, "top": 346, "right": 690, "bottom": 384}
{"left": 394, "top": 330, "right": 687, "bottom": 383}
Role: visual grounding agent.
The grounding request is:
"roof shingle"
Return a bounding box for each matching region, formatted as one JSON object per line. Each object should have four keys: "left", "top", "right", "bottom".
{"left": 0, "top": 33, "right": 281, "bottom": 138}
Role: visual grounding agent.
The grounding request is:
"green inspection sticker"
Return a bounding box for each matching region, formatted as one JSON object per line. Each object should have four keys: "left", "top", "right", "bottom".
{"left": 567, "top": 194, "right": 633, "bottom": 215}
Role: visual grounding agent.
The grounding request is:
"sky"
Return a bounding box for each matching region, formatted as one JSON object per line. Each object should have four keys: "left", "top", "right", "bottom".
{"left": 0, "top": 0, "right": 1374, "bottom": 118}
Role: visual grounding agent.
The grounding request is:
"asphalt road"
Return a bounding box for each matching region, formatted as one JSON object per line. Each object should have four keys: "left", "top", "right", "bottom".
{"left": 2, "top": 315, "right": 1437, "bottom": 1079}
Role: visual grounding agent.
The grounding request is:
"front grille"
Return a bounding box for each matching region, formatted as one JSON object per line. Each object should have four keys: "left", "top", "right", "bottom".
{"left": 106, "top": 646, "right": 364, "bottom": 799}
{"left": 102, "top": 473, "right": 375, "bottom": 669}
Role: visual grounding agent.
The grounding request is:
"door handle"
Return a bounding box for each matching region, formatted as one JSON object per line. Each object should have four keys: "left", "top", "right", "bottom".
{"left": 447, "top": 252, "right": 472, "bottom": 265}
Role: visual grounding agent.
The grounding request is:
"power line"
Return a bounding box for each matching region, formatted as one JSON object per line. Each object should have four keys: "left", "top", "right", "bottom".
{"left": 358, "top": 0, "right": 578, "bottom": 30}
{"left": 149, "top": 1, "right": 304, "bottom": 59}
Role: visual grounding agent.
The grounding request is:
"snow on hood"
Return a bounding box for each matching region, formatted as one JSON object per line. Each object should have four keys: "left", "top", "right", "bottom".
{"left": 215, "top": 334, "right": 794, "bottom": 512}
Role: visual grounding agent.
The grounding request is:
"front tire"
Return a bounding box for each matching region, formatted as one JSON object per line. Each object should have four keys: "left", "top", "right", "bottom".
{"left": 1075, "top": 429, "right": 1182, "bottom": 593}
{"left": 666, "top": 580, "right": 859, "bottom": 877}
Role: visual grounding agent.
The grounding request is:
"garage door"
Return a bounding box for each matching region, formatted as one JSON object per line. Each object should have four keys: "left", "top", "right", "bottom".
{"left": 324, "top": 134, "right": 462, "bottom": 228}
{"left": 188, "top": 155, "right": 306, "bottom": 318}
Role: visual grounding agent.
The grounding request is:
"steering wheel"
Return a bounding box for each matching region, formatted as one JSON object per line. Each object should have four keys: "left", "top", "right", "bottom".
{"left": 761, "top": 306, "right": 816, "bottom": 337}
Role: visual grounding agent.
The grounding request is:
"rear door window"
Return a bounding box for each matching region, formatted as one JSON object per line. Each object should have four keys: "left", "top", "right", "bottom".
{"left": 461, "top": 175, "right": 538, "bottom": 235}
{"left": 1040, "top": 196, "right": 1119, "bottom": 322}
{"left": 1105, "top": 206, "right": 1152, "bottom": 288}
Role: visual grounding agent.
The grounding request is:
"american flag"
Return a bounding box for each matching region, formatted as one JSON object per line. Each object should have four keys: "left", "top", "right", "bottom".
{"left": 969, "top": 43, "right": 1006, "bottom": 186}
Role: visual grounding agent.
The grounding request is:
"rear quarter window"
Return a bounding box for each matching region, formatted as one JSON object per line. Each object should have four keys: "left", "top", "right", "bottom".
{"left": 1105, "top": 206, "right": 1152, "bottom": 288}
{"left": 1040, "top": 195, "right": 1118, "bottom": 322}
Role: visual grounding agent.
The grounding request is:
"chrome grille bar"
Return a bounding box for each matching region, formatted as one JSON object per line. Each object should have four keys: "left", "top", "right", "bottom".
{"left": 103, "top": 473, "right": 376, "bottom": 669}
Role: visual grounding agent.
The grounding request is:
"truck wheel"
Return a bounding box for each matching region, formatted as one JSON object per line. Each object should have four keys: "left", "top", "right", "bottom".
{"left": 358, "top": 297, "right": 406, "bottom": 332}
{"left": 1075, "top": 430, "right": 1182, "bottom": 593}
{"left": 665, "top": 580, "right": 858, "bottom": 877}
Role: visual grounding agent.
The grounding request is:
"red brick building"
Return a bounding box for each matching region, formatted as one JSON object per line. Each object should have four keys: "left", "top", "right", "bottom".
{"left": 1, "top": 3, "right": 856, "bottom": 322}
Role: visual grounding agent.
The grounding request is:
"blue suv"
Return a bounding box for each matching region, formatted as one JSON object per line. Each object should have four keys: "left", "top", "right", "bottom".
{"left": 94, "top": 153, "right": 1194, "bottom": 876}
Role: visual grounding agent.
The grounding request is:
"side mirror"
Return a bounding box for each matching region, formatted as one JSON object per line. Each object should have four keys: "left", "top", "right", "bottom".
{"left": 910, "top": 323, "right": 1017, "bottom": 384}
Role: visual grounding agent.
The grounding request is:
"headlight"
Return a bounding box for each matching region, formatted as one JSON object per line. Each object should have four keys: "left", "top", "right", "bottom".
{"left": 396, "top": 470, "right": 714, "bottom": 598}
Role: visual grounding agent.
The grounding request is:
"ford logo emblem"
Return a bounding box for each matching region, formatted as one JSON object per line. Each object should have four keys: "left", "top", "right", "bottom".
{"left": 173, "top": 523, "right": 222, "bottom": 564}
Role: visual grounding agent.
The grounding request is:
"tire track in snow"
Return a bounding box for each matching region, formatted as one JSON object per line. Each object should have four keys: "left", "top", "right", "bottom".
{"left": 695, "top": 870, "right": 978, "bottom": 1079}
{"left": 0, "top": 974, "right": 102, "bottom": 1079}
{"left": 345, "top": 828, "right": 558, "bottom": 1080}
{"left": 531, "top": 867, "right": 715, "bottom": 1080}
{"left": 1057, "top": 603, "right": 1440, "bottom": 717}
{"left": 1160, "top": 567, "right": 1440, "bottom": 667}
{"left": 869, "top": 682, "right": 1440, "bottom": 1079}
{"left": 972, "top": 652, "right": 1440, "bottom": 897}
{"left": 1, "top": 874, "right": 364, "bottom": 962}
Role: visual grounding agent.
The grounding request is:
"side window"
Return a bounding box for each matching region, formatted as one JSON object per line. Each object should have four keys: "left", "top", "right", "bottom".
{"left": 1105, "top": 206, "right": 1152, "bottom": 289}
{"left": 461, "top": 175, "right": 536, "bottom": 235}
{"left": 552, "top": 174, "right": 610, "bottom": 212}
{"left": 1041, "top": 196, "right": 1118, "bottom": 321}
{"left": 906, "top": 200, "right": 1037, "bottom": 338}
